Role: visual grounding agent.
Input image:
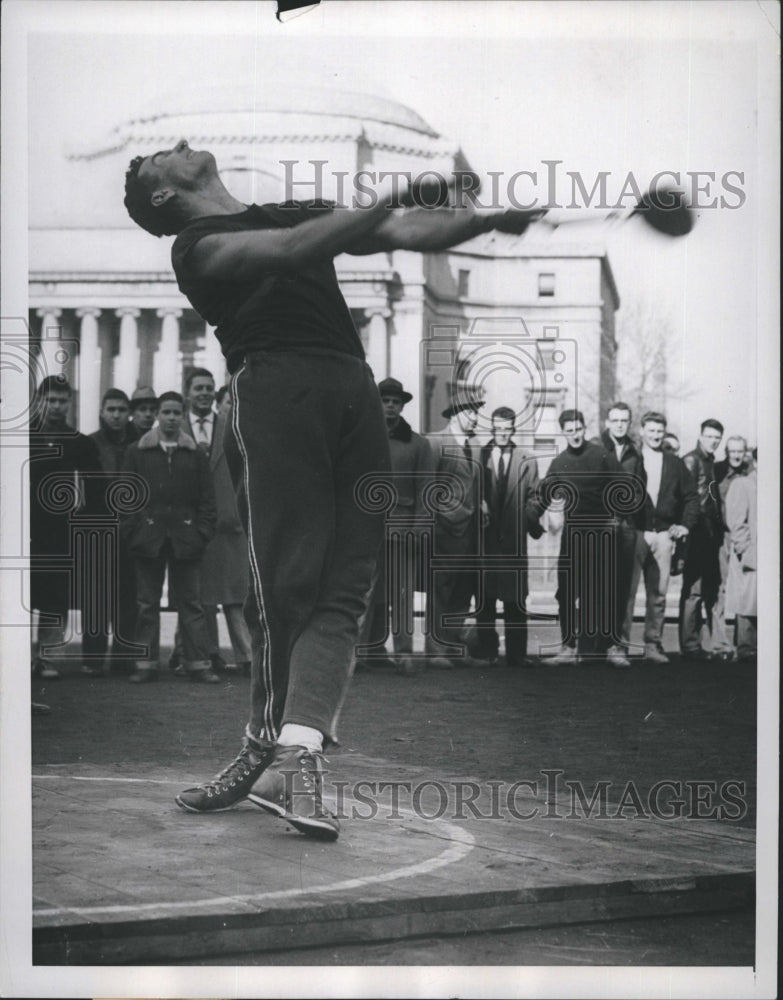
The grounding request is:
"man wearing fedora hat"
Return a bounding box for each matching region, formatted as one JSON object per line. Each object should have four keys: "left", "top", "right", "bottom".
{"left": 425, "top": 397, "right": 488, "bottom": 669}
{"left": 358, "top": 378, "right": 434, "bottom": 675}
{"left": 129, "top": 386, "right": 159, "bottom": 440}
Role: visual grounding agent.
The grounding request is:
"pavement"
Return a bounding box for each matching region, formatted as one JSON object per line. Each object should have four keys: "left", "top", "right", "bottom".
{"left": 28, "top": 616, "right": 758, "bottom": 968}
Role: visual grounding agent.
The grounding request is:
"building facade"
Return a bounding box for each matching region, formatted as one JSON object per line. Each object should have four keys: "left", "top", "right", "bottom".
{"left": 29, "top": 87, "right": 619, "bottom": 442}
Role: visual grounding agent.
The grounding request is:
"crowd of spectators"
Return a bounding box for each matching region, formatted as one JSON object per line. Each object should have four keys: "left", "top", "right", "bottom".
{"left": 29, "top": 373, "right": 757, "bottom": 686}
{"left": 29, "top": 370, "right": 251, "bottom": 683}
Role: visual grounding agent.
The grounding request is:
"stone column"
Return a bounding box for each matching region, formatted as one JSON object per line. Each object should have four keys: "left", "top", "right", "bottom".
{"left": 76, "top": 308, "right": 102, "bottom": 433}
{"left": 365, "top": 307, "right": 391, "bottom": 383}
{"left": 114, "top": 308, "right": 140, "bottom": 390}
{"left": 388, "top": 307, "right": 424, "bottom": 431}
{"left": 35, "top": 308, "right": 65, "bottom": 382}
{"left": 154, "top": 308, "right": 182, "bottom": 395}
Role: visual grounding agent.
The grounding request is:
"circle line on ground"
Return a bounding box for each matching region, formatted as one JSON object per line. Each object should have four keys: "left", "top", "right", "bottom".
{"left": 32, "top": 772, "right": 476, "bottom": 920}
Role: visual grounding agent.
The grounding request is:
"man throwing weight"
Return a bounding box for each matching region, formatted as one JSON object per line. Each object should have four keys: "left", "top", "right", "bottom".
{"left": 123, "top": 138, "right": 538, "bottom": 841}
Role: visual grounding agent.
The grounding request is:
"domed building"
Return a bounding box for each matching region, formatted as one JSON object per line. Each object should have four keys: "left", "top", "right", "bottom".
{"left": 29, "top": 86, "right": 619, "bottom": 446}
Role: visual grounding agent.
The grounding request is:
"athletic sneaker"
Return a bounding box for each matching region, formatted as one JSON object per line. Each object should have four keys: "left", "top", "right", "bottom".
{"left": 684, "top": 647, "right": 712, "bottom": 661}
{"left": 175, "top": 736, "right": 275, "bottom": 812}
{"left": 644, "top": 644, "right": 670, "bottom": 664}
{"left": 395, "top": 656, "right": 420, "bottom": 677}
{"left": 81, "top": 663, "right": 106, "bottom": 677}
{"left": 548, "top": 644, "right": 579, "bottom": 665}
{"left": 32, "top": 659, "right": 60, "bottom": 680}
{"left": 129, "top": 668, "right": 158, "bottom": 683}
{"left": 189, "top": 669, "right": 221, "bottom": 684}
{"left": 427, "top": 656, "right": 456, "bottom": 670}
{"left": 248, "top": 745, "right": 340, "bottom": 841}
{"left": 606, "top": 645, "right": 631, "bottom": 668}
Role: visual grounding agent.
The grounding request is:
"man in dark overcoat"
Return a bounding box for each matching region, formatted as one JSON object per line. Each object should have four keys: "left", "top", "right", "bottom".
{"left": 30, "top": 376, "right": 102, "bottom": 678}
{"left": 198, "top": 385, "right": 253, "bottom": 673}
{"left": 425, "top": 398, "right": 486, "bottom": 669}
{"left": 358, "top": 377, "right": 434, "bottom": 675}
{"left": 473, "top": 407, "right": 542, "bottom": 668}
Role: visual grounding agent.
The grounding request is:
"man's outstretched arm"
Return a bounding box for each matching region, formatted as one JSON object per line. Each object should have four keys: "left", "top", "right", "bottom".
{"left": 346, "top": 205, "right": 543, "bottom": 255}
{"left": 186, "top": 179, "right": 403, "bottom": 281}
{"left": 185, "top": 179, "right": 542, "bottom": 280}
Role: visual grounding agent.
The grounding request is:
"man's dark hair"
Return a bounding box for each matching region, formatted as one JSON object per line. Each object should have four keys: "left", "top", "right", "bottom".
{"left": 36, "top": 375, "right": 71, "bottom": 397}
{"left": 661, "top": 434, "right": 679, "bottom": 454}
{"left": 158, "top": 391, "right": 184, "bottom": 407}
{"left": 185, "top": 367, "right": 215, "bottom": 391}
{"left": 491, "top": 406, "right": 516, "bottom": 424}
{"left": 607, "top": 401, "right": 632, "bottom": 416}
{"left": 700, "top": 418, "right": 724, "bottom": 434}
{"left": 641, "top": 411, "right": 668, "bottom": 428}
{"left": 558, "top": 408, "right": 585, "bottom": 429}
{"left": 124, "top": 156, "right": 180, "bottom": 238}
{"left": 101, "top": 388, "right": 130, "bottom": 408}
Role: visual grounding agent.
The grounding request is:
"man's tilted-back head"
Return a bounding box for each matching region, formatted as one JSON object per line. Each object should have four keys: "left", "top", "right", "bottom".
{"left": 124, "top": 139, "right": 221, "bottom": 237}
{"left": 125, "top": 153, "right": 189, "bottom": 237}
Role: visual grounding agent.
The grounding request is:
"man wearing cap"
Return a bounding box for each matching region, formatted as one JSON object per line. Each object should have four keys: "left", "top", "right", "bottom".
{"left": 83, "top": 388, "right": 140, "bottom": 675}
{"left": 358, "top": 378, "right": 434, "bottom": 675}
{"left": 129, "top": 387, "right": 159, "bottom": 439}
{"left": 425, "top": 397, "right": 487, "bottom": 669}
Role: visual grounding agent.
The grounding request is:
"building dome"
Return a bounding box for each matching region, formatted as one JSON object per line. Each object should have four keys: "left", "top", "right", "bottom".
{"left": 128, "top": 85, "right": 441, "bottom": 137}
{"left": 67, "top": 85, "right": 444, "bottom": 160}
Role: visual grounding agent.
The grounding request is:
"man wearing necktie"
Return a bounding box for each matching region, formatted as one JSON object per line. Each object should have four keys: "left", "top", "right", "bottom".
{"left": 425, "top": 398, "right": 487, "bottom": 669}
{"left": 473, "top": 407, "right": 542, "bottom": 667}
{"left": 171, "top": 367, "right": 224, "bottom": 674}
{"left": 185, "top": 368, "right": 217, "bottom": 455}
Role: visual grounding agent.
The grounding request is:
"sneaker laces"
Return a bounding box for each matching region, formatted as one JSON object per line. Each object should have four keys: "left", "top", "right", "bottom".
{"left": 296, "top": 751, "right": 330, "bottom": 802}
{"left": 203, "top": 741, "right": 267, "bottom": 793}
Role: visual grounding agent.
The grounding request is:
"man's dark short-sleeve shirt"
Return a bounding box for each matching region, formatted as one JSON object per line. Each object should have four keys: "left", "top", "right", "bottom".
{"left": 171, "top": 201, "right": 365, "bottom": 373}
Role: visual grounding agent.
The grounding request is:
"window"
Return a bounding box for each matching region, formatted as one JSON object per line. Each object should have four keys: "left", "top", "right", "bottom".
{"left": 458, "top": 269, "right": 470, "bottom": 297}
{"left": 538, "top": 272, "right": 556, "bottom": 297}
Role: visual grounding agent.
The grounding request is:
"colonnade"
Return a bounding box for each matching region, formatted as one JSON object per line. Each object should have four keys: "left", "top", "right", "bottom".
{"left": 32, "top": 306, "right": 228, "bottom": 432}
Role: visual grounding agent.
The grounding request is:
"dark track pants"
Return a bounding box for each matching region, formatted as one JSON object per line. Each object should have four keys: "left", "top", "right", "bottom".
{"left": 228, "top": 350, "right": 389, "bottom": 744}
